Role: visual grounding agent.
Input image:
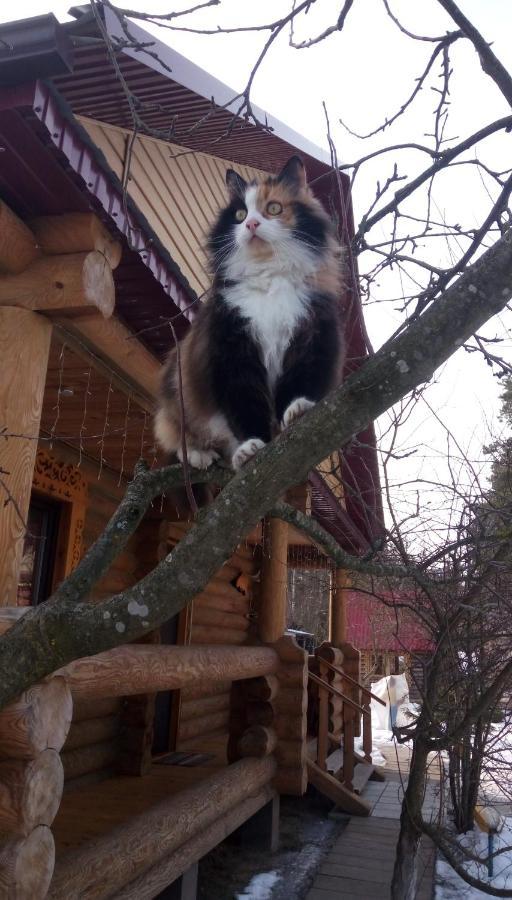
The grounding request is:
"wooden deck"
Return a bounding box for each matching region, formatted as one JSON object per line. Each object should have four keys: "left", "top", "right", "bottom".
{"left": 306, "top": 742, "right": 440, "bottom": 900}
{"left": 53, "top": 760, "right": 224, "bottom": 853}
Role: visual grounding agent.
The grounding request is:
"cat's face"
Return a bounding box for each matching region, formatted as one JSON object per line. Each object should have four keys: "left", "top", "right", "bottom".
{"left": 209, "top": 156, "right": 330, "bottom": 279}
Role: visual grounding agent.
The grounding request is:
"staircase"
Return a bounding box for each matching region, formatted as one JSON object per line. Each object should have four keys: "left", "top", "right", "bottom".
{"left": 306, "top": 643, "right": 386, "bottom": 816}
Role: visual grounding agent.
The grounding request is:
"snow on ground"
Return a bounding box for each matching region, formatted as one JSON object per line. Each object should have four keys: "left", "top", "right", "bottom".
{"left": 235, "top": 871, "right": 282, "bottom": 899}
{"left": 436, "top": 818, "right": 512, "bottom": 899}
{"left": 480, "top": 717, "right": 512, "bottom": 803}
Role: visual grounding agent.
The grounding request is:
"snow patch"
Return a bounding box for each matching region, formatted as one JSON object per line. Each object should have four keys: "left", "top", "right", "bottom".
{"left": 236, "top": 871, "right": 282, "bottom": 899}
{"left": 436, "top": 818, "right": 512, "bottom": 899}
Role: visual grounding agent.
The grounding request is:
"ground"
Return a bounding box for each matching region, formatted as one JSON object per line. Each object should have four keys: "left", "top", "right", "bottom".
{"left": 197, "top": 792, "right": 347, "bottom": 900}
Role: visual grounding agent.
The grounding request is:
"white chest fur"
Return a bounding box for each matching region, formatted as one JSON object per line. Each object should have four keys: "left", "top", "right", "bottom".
{"left": 224, "top": 276, "right": 309, "bottom": 385}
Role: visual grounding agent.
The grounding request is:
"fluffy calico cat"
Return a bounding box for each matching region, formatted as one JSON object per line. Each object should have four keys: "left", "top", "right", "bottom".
{"left": 155, "top": 155, "right": 345, "bottom": 470}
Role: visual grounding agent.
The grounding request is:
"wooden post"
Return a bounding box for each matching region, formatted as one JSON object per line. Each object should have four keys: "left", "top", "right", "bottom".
{"left": 0, "top": 308, "right": 52, "bottom": 606}
{"left": 330, "top": 567, "right": 349, "bottom": 645}
{"left": 258, "top": 517, "right": 289, "bottom": 642}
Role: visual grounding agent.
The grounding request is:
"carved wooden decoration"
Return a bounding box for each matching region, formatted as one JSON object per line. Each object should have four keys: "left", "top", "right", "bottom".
{"left": 32, "top": 449, "right": 87, "bottom": 581}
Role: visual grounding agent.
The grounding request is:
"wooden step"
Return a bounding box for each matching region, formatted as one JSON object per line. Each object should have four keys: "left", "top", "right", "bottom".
{"left": 353, "top": 749, "right": 386, "bottom": 781}
{"left": 326, "top": 748, "right": 343, "bottom": 774}
{"left": 352, "top": 763, "right": 375, "bottom": 795}
{"left": 307, "top": 760, "right": 371, "bottom": 816}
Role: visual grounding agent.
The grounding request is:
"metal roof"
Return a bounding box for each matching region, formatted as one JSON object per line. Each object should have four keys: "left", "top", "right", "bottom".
{"left": 346, "top": 592, "right": 435, "bottom": 653}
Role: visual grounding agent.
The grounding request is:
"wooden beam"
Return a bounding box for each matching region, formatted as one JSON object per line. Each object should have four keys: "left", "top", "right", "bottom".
{"left": 0, "top": 252, "right": 115, "bottom": 318}
{"left": 0, "top": 308, "right": 52, "bottom": 606}
{"left": 0, "top": 201, "right": 41, "bottom": 275}
{"left": 307, "top": 760, "right": 370, "bottom": 816}
{"left": 63, "top": 716, "right": 120, "bottom": 752}
{"left": 259, "top": 517, "right": 289, "bottom": 642}
{"left": 110, "top": 787, "right": 276, "bottom": 900}
{"left": 55, "top": 314, "right": 161, "bottom": 403}
{"left": 0, "top": 677, "right": 72, "bottom": 760}
{"left": 29, "top": 213, "right": 122, "bottom": 270}
{"left": 49, "top": 757, "right": 277, "bottom": 899}
{"left": 237, "top": 726, "right": 277, "bottom": 758}
{"left": 0, "top": 825, "right": 55, "bottom": 900}
{"left": 330, "top": 567, "right": 349, "bottom": 645}
{"left": 61, "top": 740, "right": 120, "bottom": 782}
{"left": 60, "top": 645, "right": 279, "bottom": 700}
{"left": 0, "top": 750, "right": 64, "bottom": 837}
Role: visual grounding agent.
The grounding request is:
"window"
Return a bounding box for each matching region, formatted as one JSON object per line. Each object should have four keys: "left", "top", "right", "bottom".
{"left": 17, "top": 496, "right": 61, "bottom": 606}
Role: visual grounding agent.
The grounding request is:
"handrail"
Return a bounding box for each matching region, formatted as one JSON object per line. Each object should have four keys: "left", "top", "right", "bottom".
{"left": 308, "top": 671, "right": 367, "bottom": 716}
{"left": 318, "top": 658, "right": 386, "bottom": 706}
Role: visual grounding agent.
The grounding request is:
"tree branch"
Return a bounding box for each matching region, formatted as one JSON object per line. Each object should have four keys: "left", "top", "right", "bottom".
{"left": 436, "top": 0, "right": 512, "bottom": 109}
{"left": 0, "top": 228, "right": 512, "bottom": 708}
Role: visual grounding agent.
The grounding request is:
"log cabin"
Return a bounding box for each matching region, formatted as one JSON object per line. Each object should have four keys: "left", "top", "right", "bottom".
{"left": 0, "top": 7, "right": 385, "bottom": 898}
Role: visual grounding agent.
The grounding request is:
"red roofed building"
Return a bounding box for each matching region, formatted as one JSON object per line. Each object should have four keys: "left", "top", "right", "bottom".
{"left": 345, "top": 591, "right": 435, "bottom": 698}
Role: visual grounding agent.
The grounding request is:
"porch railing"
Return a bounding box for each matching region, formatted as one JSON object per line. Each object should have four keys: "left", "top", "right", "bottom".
{"left": 0, "top": 614, "right": 308, "bottom": 900}
{"left": 308, "top": 645, "right": 386, "bottom": 792}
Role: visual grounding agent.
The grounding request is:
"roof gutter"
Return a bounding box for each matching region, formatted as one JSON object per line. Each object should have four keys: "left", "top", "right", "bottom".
{"left": 0, "top": 13, "right": 73, "bottom": 85}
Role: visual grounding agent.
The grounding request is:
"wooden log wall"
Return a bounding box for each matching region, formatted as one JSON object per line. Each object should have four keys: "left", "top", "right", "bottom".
{"left": 161, "top": 521, "right": 259, "bottom": 756}
{"left": 0, "top": 677, "right": 72, "bottom": 899}
{"left": 228, "top": 635, "right": 308, "bottom": 796}
{"left": 315, "top": 643, "right": 345, "bottom": 744}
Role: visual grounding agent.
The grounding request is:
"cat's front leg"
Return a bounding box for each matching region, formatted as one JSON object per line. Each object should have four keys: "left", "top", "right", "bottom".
{"left": 281, "top": 396, "right": 316, "bottom": 429}
{"left": 232, "top": 437, "right": 266, "bottom": 471}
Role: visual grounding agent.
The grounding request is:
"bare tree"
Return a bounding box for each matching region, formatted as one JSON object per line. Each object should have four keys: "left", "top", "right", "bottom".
{"left": 2, "top": 1, "right": 512, "bottom": 897}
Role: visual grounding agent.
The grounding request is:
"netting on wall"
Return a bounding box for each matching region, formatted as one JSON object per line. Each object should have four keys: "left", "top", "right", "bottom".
{"left": 39, "top": 332, "right": 162, "bottom": 481}
{"left": 287, "top": 542, "right": 332, "bottom": 647}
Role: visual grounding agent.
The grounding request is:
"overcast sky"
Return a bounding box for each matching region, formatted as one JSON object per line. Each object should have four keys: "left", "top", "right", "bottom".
{"left": 3, "top": 1, "right": 512, "bottom": 549}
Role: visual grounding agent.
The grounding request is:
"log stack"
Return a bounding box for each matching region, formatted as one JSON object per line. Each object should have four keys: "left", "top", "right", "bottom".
{"left": 0, "top": 677, "right": 72, "bottom": 899}
{"left": 161, "top": 521, "right": 259, "bottom": 754}
{"left": 315, "top": 643, "right": 345, "bottom": 744}
{"left": 228, "top": 635, "right": 308, "bottom": 796}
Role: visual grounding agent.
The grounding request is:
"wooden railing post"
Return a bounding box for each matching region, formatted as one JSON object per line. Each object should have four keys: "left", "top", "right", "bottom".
{"left": 342, "top": 705, "right": 355, "bottom": 792}
{"left": 362, "top": 689, "right": 373, "bottom": 764}
{"left": 317, "top": 663, "right": 329, "bottom": 771}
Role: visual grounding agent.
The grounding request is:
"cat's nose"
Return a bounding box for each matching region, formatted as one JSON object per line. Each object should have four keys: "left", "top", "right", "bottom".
{"left": 245, "top": 218, "right": 260, "bottom": 233}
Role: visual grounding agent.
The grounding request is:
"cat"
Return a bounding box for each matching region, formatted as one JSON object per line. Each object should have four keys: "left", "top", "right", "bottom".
{"left": 154, "top": 155, "right": 345, "bottom": 471}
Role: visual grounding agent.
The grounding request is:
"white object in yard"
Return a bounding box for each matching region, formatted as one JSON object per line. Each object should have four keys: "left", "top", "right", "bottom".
{"left": 370, "top": 674, "right": 410, "bottom": 730}
{"left": 236, "top": 871, "right": 282, "bottom": 899}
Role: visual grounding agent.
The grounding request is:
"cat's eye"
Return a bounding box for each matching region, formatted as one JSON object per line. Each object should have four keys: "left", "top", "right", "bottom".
{"left": 266, "top": 201, "right": 283, "bottom": 216}
{"left": 235, "top": 208, "right": 247, "bottom": 222}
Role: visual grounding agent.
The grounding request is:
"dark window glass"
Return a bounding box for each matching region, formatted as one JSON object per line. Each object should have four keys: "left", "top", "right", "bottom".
{"left": 17, "top": 498, "right": 60, "bottom": 606}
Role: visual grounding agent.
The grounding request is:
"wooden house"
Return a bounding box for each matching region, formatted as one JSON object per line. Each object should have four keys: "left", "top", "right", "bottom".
{"left": 345, "top": 591, "right": 434, "bottom": 700}
{"left": 0, "top": 8, "right": 384, "bottom": 898}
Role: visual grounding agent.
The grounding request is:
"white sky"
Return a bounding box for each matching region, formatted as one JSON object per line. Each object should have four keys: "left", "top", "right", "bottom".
{"left": 3, "top": 0, "right": 512, "bottom": 549}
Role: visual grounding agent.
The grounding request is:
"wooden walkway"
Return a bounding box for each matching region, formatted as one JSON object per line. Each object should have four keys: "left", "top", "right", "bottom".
{"left": 306, "top": 744, "right": 440, "bottom": 900}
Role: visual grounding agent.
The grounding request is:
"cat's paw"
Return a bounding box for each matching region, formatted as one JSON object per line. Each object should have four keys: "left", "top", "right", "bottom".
{"left": 281, "top": 397, "right": 315, "bottom": 429}
{"left": 177, "top": 445, "right": 219, "bottom": 469}
{"left": 232, "top": 438, "right": 266, "bottom": 470}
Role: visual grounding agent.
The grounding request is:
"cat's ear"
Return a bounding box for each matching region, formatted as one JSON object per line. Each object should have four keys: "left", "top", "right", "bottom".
{"left": 277, "top": 156, "right": 306, "bottom": 190}
{"left": 226, "top": 169, "right": 247, "bottom": 199}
